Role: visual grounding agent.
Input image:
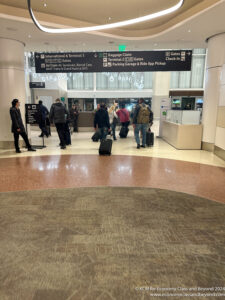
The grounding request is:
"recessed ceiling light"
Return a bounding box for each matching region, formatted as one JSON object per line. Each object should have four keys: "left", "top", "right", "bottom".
{"left": 28, "top": 0, "right": 184, "bottom": 33}
{"left": 154, "top": 43, "right": 158, "bottom": 46}
{"left": 28, "top": 35, "right": 31, "bottom": 38}
{"left": 188, "top": 29, "right": 191, "bottom": 33}
{"left": 44, "top": 3, "right": 47, "bottom": 7}
{"left": 108, "top": 17, "right": 112, "bottom": 20}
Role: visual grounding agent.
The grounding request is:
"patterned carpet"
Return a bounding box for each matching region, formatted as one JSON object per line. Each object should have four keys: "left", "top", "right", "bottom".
{"left": 0, "top": 187, "right": 224, "bottom": 300}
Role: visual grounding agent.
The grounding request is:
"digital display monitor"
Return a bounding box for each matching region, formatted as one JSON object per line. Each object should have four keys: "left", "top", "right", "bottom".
{"left": 172, "top": 99, "right": 181, "bottom": 104}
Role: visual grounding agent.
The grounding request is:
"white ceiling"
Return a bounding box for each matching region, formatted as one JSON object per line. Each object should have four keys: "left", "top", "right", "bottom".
{"left": 0, "top": 0, "right": 225, "bottom": 52}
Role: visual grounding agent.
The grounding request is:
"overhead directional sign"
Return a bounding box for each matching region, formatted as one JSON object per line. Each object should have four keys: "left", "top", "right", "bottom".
{"left": 35, "top": 50, "right": 192, "bottom": 73}
{"left": 29, "top": 82, "right": 45, "bottom": 88}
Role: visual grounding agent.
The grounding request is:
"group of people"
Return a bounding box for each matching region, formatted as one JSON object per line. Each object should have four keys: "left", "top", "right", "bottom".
{"left": 48, "top": 99, "right": 80, "bottom": 149}
{"left": 94, "top": 98, "right": 153, "bottom": 148}
{"left": 9, "top": 98, "right": 80, "bottom": 152}
{"left": 9, "top": 97, "right": 153, "bottom": 153}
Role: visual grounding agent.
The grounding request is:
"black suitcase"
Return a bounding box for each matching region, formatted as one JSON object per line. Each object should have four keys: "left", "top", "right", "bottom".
{"left": 99, "top": 139, "right": 112, "bottom": 155}
{"left": 119, "top": 126, "right": 129, "bottom": 138}
{"left": 92, "top": 130, "right": 101, "bottom": 142}
{"left": 146, "top": 130, "right": 154, "bottom": 147}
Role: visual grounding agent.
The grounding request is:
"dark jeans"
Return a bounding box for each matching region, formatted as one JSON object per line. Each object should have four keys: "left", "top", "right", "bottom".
{"left": 39, "top": 121, "right": 48, "bottom": 136}
{"left": 13, "top": 131, "right": 31, "bottom": 151}
{"left": 55, "top": 123, "right": 66, "bottom": 147}
{"left": 135, "top": 124, "right": 148, "bottom": 146}
{"left": 99, "top": 127, "right": 108, "bottom": 140}
{"left": 110, "top": 123, "right": 116, "bottom": 139}
{"left": 73, "top": 119, "right": 78, "bottom": 132}
{"left": 64, "top": 122, "right": 71, "bottom": 145}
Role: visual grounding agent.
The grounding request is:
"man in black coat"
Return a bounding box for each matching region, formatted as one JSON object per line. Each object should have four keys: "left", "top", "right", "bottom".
{"left": 10, "top": 99, "right": 36, "bottom": 153}
{"left": 94, "top": 103, "right": 110, "bottom": 140}
{"left": 70, "top": 104, "right": 79, "bottom": 132}
{"left": 50, "top": 98, "right": 69, "bottom": 149}
{"left": 38, "top": 100, "right": 49, "bottom": 137}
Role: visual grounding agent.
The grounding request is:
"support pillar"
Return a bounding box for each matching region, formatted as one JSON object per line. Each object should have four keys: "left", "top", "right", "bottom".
{"left": 202, "top": 33, "right": 225, "bottom": 160}
{"left": 0, "top": 38, "right": 26, "bottom": 149}
{"left": 152, "top": 72, "right": 171, "bottom": 119}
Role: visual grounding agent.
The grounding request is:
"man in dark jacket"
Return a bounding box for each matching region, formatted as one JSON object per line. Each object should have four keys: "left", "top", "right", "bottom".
{"left": 70, "top": 104, "right": 79, "bottom": 132}
{"left": 133, "top": 98, "right": 153, "bottom": 149}
{"left": 50, "top": 98, "right": 68, "bottom": 149}
{"left": 38, "top": 100, "right": 49, "bottom": 137}
{"left": 94, "top": 104, "right": 110, "bottom": 140}
{"left": 10, "top": 99, "right": 36, "bottom": 153}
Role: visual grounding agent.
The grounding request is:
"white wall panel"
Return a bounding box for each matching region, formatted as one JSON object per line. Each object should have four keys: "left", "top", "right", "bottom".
{"left": 215, "top": 126, "right": 225, "bottom": 150}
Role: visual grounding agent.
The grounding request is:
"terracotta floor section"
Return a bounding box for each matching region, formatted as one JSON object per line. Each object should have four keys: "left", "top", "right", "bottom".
{"left": 0, "top": 155, "right": 224, "bottom": 203}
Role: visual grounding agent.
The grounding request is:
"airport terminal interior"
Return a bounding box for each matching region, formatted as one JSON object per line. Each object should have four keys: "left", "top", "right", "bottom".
{"left": 0, "top": 0, "right": 225, "bottom": 299}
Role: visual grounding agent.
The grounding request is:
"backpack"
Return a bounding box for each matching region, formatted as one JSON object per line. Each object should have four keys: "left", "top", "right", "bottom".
{"left": 137, "top": 105, "right": 150, "bottom": 124}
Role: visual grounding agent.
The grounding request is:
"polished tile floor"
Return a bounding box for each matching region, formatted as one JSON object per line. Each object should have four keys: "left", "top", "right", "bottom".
{"left": 0, "top": 128, "right": 224, "bottom": 203}
{"left": 0, "top": 129, "right": 225, "bottom": 168}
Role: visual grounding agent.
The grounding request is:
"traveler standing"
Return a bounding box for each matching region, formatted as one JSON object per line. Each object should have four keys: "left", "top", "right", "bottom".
{"left": 133, "top": 98, "right": 153, "bottom": 149}
{"left": 116, "top": 103, "right": 130, "bottom": 138}
{"left": 94, "top": 104, "right": 110, "bottom": 140}
{"left": 70, "top": 104, "right": 79, "bottom": 132}
{"left": 108, "top": 101, "right": 118, "bottom": 140}
{"left": 116, "top": 103, "right": 130, "bottom": 128}
{"left": 38, "top": 100, "right": 49, "bottom": 137}
{"left": 50, "top": 98, "right": 68, "bottom": 149}
{"left": 10, "top": 99, "right": 36, "bottom": 153}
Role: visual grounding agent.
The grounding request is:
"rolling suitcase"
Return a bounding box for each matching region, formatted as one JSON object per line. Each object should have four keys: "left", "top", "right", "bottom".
{"left": 146, "top": 129, "right": 154, "bottom": 147}
{"left": 99, "top": 139, "right": 112, "bottom": 155}
{"left": 119, "top": 126, "right": 129, "bottom": 138}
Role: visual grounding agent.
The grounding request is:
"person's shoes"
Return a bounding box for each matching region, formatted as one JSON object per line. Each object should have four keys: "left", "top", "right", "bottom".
{"left": 113, "top": 138, "right": 117, "bottom": 141}
{"left": 60, "top": 146, "right": 66, "bottom": 149}
{"left": 137, "top": 144, "right": 140, "bottom": 149}
{"left": 141, "top": 145, "right": 146, "bottom": 148}
{"left": 28, "top": 147, "right": 36, "bottom": 152}
{"left": 16, "top": 149, "right": 21, "bottom": 153}
{"left": 39, "top": 134, "right": 43, "bottom": 138}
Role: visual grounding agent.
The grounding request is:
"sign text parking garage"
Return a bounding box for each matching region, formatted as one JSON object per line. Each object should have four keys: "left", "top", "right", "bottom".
{"left": 35, "top": 50, "right": 192, "bottom": 73}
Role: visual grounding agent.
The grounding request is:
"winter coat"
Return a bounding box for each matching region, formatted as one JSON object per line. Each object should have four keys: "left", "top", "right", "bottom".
{"left": 94, "top": 108, "right": 110, "bottom": 129}
{"left": 50, "top": 102, "right": 68, "bottom": 124}
{"left": 39, "top": 104, "right": 49, "bottom": 122}
{"left": 70, "top": 108, "right": 79, "bottom": 121}
{"left": 108, "top": 105, "right": 118, "bottom": 124}
{"left": 10, "top": 107, "right": 25, "bottom": 133}
{"left": 133, "top": 103, "right": 153, "bottom": 125}
{"left": 116, "top": 108, "right": 130, "bottom": 123}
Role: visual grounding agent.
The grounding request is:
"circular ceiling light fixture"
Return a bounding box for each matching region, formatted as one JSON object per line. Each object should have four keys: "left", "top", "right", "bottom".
{"left": 27, "top": 0, "right": 184, "bottom": 34}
